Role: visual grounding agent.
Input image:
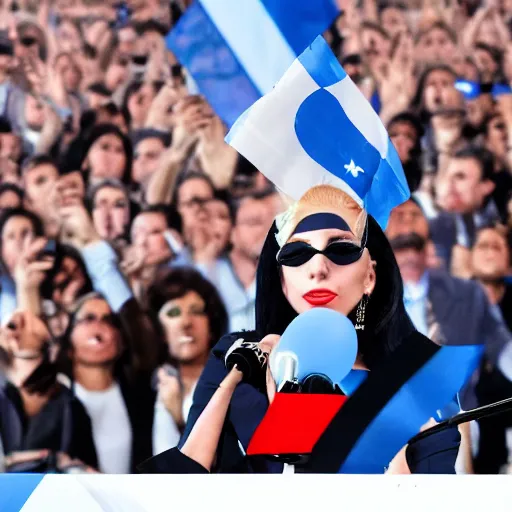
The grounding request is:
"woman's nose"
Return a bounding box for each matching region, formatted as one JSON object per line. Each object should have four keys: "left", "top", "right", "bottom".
{"left": 307, "top": 254, "right": 330, "bottom": 281}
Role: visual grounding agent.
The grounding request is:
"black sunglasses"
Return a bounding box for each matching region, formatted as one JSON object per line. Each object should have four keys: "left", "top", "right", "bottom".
{"left": 277, "top": 221, "right": 368, "bottom": 268}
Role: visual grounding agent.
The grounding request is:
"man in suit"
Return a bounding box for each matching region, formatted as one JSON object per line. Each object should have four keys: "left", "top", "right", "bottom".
{"left": 387, "top": 199, "right": 511, "bottom": 400}
{"left": 429, "top": 146, "right": 500, "bottom": 273}
{"left": 387, "top": 198, "right": 512, "bottom": 473}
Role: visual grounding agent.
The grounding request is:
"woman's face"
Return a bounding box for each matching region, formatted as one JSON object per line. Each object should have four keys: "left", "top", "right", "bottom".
{"left": 70, "top": 297, "right": 121, "bottom": 366}
{"left": 127, "top": 84, "right": 156, "bottom": 127}
{"left": 92, "top": 186, "right": 130, "bottom": 241}
{"left": 416, "top": 27, "right": 456, "bottom": 65}
{"left": 52, "top": 256, "right": 87, "bottom": 309}
{"left": 55, "top": 54, "right": 82, "bottom": 92}
{"left": 280, "top": 228, "right": 376, "bottom": 317}
{"left": 388, "top": 121, "right": 417, "bottom": 163}
{"left": 85, "top": 134, "right": 127, "bottom": 182}
{"left": 56, "top": 20, "right": 82, "bottom": 54}
{"left": 105, "top": 53, "right": 131, "bottom": 92}
{"left": 380, "top": 7, "right": 407, "bottom": 38}
{"left": 158, "top": 290, "right": 211, "bottom": 364}
{"left": 2, "top": 216, "right": 35, "bottom": 275}
{"left": 423, "top": 69, "right": 456, "bottom": 113}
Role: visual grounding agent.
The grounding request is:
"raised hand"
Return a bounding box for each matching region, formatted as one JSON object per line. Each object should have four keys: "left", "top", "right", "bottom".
{"left": 59, "top": 204, "right": 100, "bottom": 249}
{"left": 13, "top": 237, "right": 54, "bottom": 292}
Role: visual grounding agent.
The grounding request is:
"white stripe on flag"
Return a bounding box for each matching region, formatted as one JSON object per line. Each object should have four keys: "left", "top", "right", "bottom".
{"left": 227, "top": 59, "right": 362, "bottom": 204}
{"left": 200, "top": 0, "right": 296, "bottom": 95}
{"left": 325, "top": 79, "right": 389, "bottom": 158}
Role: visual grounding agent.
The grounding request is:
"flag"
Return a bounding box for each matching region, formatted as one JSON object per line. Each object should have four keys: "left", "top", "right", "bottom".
{"left": 166, "top": 0, "right": 339, "bottom": 128}
{"left": 226, "top": 36, "right": 410, "bottom": 229}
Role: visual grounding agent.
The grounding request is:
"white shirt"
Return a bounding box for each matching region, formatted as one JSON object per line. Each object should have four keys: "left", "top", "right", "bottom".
{"left": 152, "top": 382, "right": 197, "bottom": 456}
{"left": 75, "top": 381, "right": 132, "bottom": 474}
{"left": 403, "top": 272, "right": 430, "bottom": 337}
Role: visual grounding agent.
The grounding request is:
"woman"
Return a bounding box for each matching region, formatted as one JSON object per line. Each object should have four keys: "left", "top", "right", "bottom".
{"left": 60, "top": 292, "right": 157, "bottom": 473}
{"left": 89, "top": 179, "right": 132, "bottom": 248}
{"left": 140, "top": 185, "right": 463, "bottom": 474}
{"left": 0, "top": 208, "right": 45, "bottom": 324}
{"left": 0, "top": 310, "right": 97, "bottom": 471}
{"left": 80, "top": 124, "right": 133, "bottom": 187}
{"left": 148, "top": 267, "right": 228, "bottom": 456}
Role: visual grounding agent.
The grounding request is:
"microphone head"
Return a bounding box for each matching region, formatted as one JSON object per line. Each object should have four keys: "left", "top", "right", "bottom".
{"left": 269, "top": 308, "right": 357, "bottom": 390}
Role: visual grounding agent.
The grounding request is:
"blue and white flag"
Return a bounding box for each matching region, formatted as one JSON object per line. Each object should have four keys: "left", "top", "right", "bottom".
{"left": 226, "top": 36, "right": 410, "bottom": 229}
{"left": 166, "top": 0, "right": 339, "bottom": 127}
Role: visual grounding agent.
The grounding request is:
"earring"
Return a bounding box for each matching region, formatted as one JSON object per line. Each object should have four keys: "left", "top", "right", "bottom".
{"left": 355, "top": 294, "right": 369, "bottom": 331}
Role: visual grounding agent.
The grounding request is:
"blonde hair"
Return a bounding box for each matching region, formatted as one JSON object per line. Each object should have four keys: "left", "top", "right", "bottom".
{"left": 275, "top": 185, "right": 367, "bottom": 247}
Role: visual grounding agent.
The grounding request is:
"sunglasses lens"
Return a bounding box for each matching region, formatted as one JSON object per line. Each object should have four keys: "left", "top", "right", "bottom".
{"left": 277, "top": 241, "right": 315, "bottom": 267}
{"left": 325, "top": 242, "right": 362, "bottom": 265}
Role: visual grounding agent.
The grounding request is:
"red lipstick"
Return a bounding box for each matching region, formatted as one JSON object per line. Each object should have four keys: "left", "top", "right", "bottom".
{"left": 303, "top": 289, "right": 338, "bottom": 306}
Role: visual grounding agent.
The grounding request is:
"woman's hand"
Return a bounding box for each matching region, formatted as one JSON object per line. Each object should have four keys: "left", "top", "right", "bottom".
{"left": 13, "top": 237, "right": 54, "bottom": 292}
{"left": 157, "top": 367, "right": 184, "bottom": 427}
{"left": 258, "top": 334, "right": 281, "bottom": 404}
{"left": 59, "top": 205, "right": 101, "bottom": 249}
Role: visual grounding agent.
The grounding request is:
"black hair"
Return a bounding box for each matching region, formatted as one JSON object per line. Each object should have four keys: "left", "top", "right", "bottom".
{"left": 21, "top": 154, "right": 58, "bottom": 176}
{"left": 87, "top": 82, "right": 112, "bottom": 97}
{"left": 40, "top": 243, "right": 93, "bottom": 303}
{"left": 452, "top": 146, "right": 494, "bottom": 182}
{"left": 232, "top": 188, "right": 276, "bottom": 224}
{"left": 132, "top": 128, "right": 172, "bottom": 149}
{"left": 474, "top": 42, "right": 503, "bottom": 64}
{"left": 172, "top": 171, "right": 216, "bottom": 206}
{"left": 147, "top": 267, "right": 229, "bottom": 352}
{"left": 255, "top": 216, "right": 415, "bottom": 369}
{"left": 0, "top": 116, "right": 12, "bottom": 133}
{"left": 411, "top": 64, "right": 457, "bottom": 119}
{"left": 387, "top": 112, "right": 425, "bottom": 193}
{"left": 133, "top": 19, "right": 169, "bottom": 37}
{"left": 213, "top": 189, "right": 236, "bottom": 224}
{"left": 416, "top": 20, "right": 457, "bottom": 45}
{"left": 81, "top": 123, "right": 133, "bottom": 184}
{"left": 0, "top": 208, "right": 45, "bottom": 273}
{"left": 360, "top": 21, "right": 391, "bottom": 40}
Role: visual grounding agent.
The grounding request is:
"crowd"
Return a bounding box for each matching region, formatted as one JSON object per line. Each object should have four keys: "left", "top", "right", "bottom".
{"left": 0, "top": 0, "right": 510, "bottom": 475}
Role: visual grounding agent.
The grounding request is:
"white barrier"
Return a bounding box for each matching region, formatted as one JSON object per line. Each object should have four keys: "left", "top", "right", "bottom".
{"left": 2, "top": 474, "right": 512, "bottom": 512}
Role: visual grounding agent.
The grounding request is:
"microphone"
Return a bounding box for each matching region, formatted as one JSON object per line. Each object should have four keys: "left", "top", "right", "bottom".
{"left": 248, "top": 309, "right": 359, "bottom": 458}
{"left": 269, "top": 308, "right": 358, "bottom": 391}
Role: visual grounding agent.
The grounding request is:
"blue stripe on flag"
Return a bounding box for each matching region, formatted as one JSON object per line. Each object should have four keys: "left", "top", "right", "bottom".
{"left": 365, "top": 141, "right": 409, "bottom": 229}
{"left": 339, "top": 344, "right": 484, "bottom": 473}
{"left": 199, "top": 0, "right": 296, "bottom": 96}
{"left": 297, "top": 36, "right": 346, "bottom": 88}
{"left": 294, "top": 87, "right": 380, "bottom": 194}
{"left": 262, "top": 0, "right": 339, "bottom": 55}
{"left": 0, "top": 474, "right": 44, "bottom": 512}
{"left": 166, "top": 1, "right": 261, "bottom": 127}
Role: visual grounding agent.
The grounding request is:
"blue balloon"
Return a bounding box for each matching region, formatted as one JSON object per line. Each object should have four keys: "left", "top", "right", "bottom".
{"left": 269, "top": 308, "right": 357, "bottom": 387}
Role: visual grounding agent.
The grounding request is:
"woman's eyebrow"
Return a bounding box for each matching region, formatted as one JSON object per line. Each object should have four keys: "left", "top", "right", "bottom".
{"left": 327, "top": 233, "right": 355, "bottom": 243}
{"left": 288, "top": 236, "right": 310, "bottom": 244}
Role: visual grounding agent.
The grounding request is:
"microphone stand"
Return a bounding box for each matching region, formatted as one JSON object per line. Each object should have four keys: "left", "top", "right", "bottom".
{"left": 408, "top": 396, "right": 512, "bottom": 445}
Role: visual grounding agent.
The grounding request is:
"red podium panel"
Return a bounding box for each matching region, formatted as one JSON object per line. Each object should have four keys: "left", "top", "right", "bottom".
{"left": 247, "top": 393, "right": 346, "bottom": 455}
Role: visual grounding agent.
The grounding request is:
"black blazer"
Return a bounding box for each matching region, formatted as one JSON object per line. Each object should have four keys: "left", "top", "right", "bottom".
{"left": 140, "top": 331, "right": 461, "bottom": 474}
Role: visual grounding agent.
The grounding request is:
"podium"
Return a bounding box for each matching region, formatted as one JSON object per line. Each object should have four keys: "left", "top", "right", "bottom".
{"left": 1, "top": 474, "right": 512, "bottom": 512}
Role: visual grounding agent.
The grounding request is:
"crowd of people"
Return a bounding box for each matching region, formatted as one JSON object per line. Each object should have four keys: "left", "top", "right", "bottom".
{"left": 0, "top": 0, "right": 510, "bottom": 475}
